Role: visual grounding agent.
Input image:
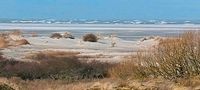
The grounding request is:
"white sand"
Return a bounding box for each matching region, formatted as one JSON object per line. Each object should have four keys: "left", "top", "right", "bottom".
{"left": 1, "top": 36, "right": 158, "bottom": 62}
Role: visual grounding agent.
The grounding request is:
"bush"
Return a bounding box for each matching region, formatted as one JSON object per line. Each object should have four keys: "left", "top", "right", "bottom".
{"left": 50, "top": 33, "right": 62, "bottom": 39}
{"left": 109, "top": 31, "right": 200, "bottom": 80}
{"left": 0, "top": 51, "right": 113, "bottom": 81}
{"left": 109, "top": 60, "right": 140, "bottom": 79}
{"left": 0, "top": 84, "right": 14, "bottom": 90}
{"left": 83, "top": 34, "right": 98, "bottom": 42}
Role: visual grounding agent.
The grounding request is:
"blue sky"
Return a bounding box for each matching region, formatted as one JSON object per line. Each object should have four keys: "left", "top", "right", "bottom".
{"left": 0, "top": 0, "right": 200, "bottom": 20}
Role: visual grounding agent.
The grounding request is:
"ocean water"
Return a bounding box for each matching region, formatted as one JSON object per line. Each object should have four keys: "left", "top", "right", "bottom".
{"left": 0, "top": 23, "right": 199, "bottom": 41}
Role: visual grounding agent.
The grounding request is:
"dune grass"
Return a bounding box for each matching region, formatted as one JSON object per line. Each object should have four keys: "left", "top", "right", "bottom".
{"left": 109, "top": 31, "right": 200, "bottom": 80}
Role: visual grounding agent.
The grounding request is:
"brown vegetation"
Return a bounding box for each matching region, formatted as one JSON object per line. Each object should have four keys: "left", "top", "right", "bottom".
{"left": 0, "top": 50, "right": 113, "bottom": 81}
{"left": 25, "top": 50, "right": 80, "bottom": 60}
{"left": 83, "top": 33, "right": 98, "bottom": 42}
{"left": 1, "top": 77, "right": 200, "bottom": 90}
{"left": 0, "top": 31, "right": 200, "bottom": 89}
{"left": 0, "top": 37, "right": 8, "bottom": 48}
{"left": 0, "top": 83, "right": 15, "bottom": 90}
{"left": 15, "top": 39, "right": 30, "bottom": 46}
{"left": 50, "top": 33, "right": 62, "bottom": 39}
{"left": 109, "top": 31, "right": 200, "bottom": 80}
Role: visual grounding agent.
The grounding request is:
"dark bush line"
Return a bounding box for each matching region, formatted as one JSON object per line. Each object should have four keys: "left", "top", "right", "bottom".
{"left": 0, "top": 56, "right": 113, "bottom": 81}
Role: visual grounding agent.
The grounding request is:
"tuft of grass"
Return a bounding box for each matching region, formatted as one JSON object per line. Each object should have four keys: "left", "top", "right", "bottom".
{"left": 0, "top": 84, "right": 15, "bottom": 90}
{"left": 110, "top": 31, "right": 200, "bottom": 80}
{"left": 83, "top": 34, "right": 98, "bottom": 42}
{"left": 50, "top": 33, "right": 62, "bottom": 39}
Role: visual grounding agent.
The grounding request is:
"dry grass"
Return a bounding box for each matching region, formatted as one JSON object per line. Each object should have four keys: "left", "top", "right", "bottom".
{"left": 83, "top": 33, "right": 98, "bottom": 42}
{"left": 0, "top": 50, "right": 113, "bottom": 81}
{"left": 15, "top": 39, "right": 30, "bottom": 46}
{"left": 50, "top": 33, "right": 62, "bottom": 39}
{"left": 25, "top": 50, "right": 80, "bottom": 61}
{"left": 1, "top": 31, "right": 200, "bottom": 89}
{"left": 0, "top": 77, "right": 193, "bottom": 90}
{"left": 0, "top": 37, "right": 8, "bottom": 48}
{"left": 110, "top": 31, "right": 200, "bottom": 80}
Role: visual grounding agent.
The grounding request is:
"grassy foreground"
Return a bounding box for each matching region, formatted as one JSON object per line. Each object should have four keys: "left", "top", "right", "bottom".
{"left": 1, "top": 32, "right": 200, "bottom": 89}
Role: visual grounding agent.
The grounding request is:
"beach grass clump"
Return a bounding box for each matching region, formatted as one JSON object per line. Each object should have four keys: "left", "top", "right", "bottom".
{"left": 0, "top": 83, "right": 15, "bottom": 90}
{"left": 83, "top": 33, "right": 98, "bottom": 42}
{"left": 109, "top": 31, "right": 200, "bottom": 80}
{"left": 50, "top": 33, "right": 62, "bottom": 39}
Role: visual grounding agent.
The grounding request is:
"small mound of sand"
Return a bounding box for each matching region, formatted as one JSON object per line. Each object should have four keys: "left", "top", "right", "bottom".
{"left": 0, "top": 31, "right": 30, "bottom": 48}
{"left": 140, "top": 36, "right": 162, "bottom": 42}
{"left": 9, "top": 34, "right": 24, "bottom": 41}
{"left": 63, "top": 32, "right": 75, "bottom": 39}
{"left": 8, "top": 30, "right": 24, "bottom": 41}
{"left": 15, "top": 39, "right": 30, "bottom": 46}
{"left": 0, "top": 37, "right": 8, "bottom": 48}
{"left": 30, "top": 32, "right": 38, "bottom": 37}
{"left": 10, "top": 30, "right": 22, "bottom": 36}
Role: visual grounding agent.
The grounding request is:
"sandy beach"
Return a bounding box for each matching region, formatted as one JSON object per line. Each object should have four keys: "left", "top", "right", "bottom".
{"left": 0, "top": 24, "right": 194, "bottom": 62}
{"left": 1, "top": 32, "right": 158, "bottom": 62}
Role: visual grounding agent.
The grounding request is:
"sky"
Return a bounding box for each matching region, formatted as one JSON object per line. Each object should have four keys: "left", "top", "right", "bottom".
{"left": 0, "top": 0, "right": 200, "bottom": 20}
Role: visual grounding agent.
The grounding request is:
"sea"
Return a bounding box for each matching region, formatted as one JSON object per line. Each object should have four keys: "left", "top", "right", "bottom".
{"left": 0, "top": 19, "right": 200, "bottom": 41}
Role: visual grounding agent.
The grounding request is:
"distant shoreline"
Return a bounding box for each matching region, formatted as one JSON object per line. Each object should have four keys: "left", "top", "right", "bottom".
{"left": 0, "top": 23, "right": 199, "bottom": 30}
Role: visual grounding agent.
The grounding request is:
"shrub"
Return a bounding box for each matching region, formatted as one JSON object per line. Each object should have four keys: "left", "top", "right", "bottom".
{"left": 110, "top": 31, "right": 200, "bottom": 80}
{"left": 109, "top": 59, "right": 140, "bottom": 79}
{"left": 83, "top": 34, "right": 98, "bottom": 42}
{"left": 0, "top": 51, "right": 113, "bottom": 81}
{"left": 50, "top": 33, "right": 62, "bottom": 39}
{"left": 0, "top": 84, "right": 14, "bottom": 90}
